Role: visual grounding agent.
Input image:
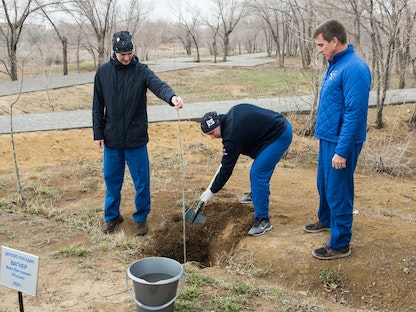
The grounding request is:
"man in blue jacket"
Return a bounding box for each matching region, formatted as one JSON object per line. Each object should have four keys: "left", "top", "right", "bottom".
{"left": 303, "top": 20, "right": 371, "bottom": 259}
{"left": 199, "top": 104, "right": 292, "bottom": 236}
{"left": 92, "top": 31, "right": 183, "bottom": 236}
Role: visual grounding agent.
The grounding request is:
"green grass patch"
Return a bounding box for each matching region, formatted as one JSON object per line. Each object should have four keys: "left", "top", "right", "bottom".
{"left": 58, "top": 246, "right": 87, "bottom": 257}
{"left": 210, "top": 296, "right": 241, "bottom": 311}
{"left": 154, "top": 63, "right": 312, "bottom": 104}
{"left": 231, "top": 281, "right": 255, "bottom": 296}
{"left": 319, "top": 268, "right": 341, "bottom": 290}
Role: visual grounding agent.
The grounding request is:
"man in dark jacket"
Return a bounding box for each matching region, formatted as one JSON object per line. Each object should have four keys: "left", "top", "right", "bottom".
{"left": 303, "top": 20, "right": 371, "bottom": 260}
{"left": 92, "top": 31, "right": 183, "bottom": 236}
{"left": 199, "top": 104, "right": 292, "bottom": 236}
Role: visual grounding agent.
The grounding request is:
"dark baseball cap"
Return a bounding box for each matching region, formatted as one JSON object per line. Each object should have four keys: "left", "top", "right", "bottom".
{"left": 201, "top": 111, "right": 220, "bottom": 133}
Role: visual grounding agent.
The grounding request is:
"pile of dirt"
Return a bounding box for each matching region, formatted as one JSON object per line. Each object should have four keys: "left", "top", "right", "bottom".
{"left": 146, "top": 202, "right": 253, "bottom": 265}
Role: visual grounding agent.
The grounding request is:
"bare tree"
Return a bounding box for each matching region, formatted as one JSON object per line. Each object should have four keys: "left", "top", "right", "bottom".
{"left": 345, "top": 0, "right": 366, "bottom": 50}
{"left": 238, "top": 18, "right": 263, "bottom": 54}
{"left": 0, "top": 0, "right": 52, "bottom": 80}
{"left": 247, "top": 0, "right": 286, "bottom": 66}
{"left": 122, "top": 0, "right": 148, "bottom": 32}
{"left": 71, "top": 0, "right": 116, "bottom": 66}
{"left": 289, "top": 0, "right": 315, "bottom": 69}
{"left": 177, "top": 8, "right": 202, "bottom": 62}
{"left": 365, "top": 0, "right": 407, "bottom": 129}
{"left": 396, "top": 2, "right": 415, "bottom": 89}
{"left": 201, "top": 10, "right": 221, "bottom": 63}
{"left": 38, "top": 3, "right": 69, "bottom": 75}
{"left": 72, "top": 18, "right": 89, "bottom": 73}
{"left": 261, "top": 21, "right": 274, "bottom": 57}
{"left": 136, "top": 20, "right": 170, "bottom": 62}
{"left": 178, "top": 26, "right": 192, "bottom": 56}
{"left": 7, "top": 66, "right": 26, "bottom": 203}
{"left": 213, "top": 0, "right": 246, "bottom": 62}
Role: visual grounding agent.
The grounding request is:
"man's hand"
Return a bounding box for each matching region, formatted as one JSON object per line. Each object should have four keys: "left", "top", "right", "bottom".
{"left": 94, "top": 139, "right": 104, "bottom": 149}
{"left": 332, "top": 153, "right": 347, "bottom": 169}
{"left": 200, "top": 189, "right": 214, "bottom": 204}
{"left": 171, "top": 96, "right": 183, "bottom": 109}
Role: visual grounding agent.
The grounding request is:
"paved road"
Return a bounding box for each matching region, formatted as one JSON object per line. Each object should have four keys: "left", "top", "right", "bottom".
{"left": 0, "top": 53, "right": 415, "bottom": 134}
{"left": 0, "top": 53, "right": 272, "bottom": 96}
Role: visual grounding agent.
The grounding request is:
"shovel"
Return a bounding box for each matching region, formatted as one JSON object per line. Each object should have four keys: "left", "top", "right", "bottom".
{"left": 184, "top": 164, "right": 222, "bottom": 224}
{"left": 184, "top": 200, "right": 206, "bottom": 223}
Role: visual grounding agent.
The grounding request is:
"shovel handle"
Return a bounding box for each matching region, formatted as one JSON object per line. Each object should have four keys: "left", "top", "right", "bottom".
{"left": 208, "top": 164, "right": 222, "bottom": 189}
{"left": 196, "top": 200, "right": 204, "bottom": 210}
{"left": 192, "top": 201, "right": 204, "bottom": 222}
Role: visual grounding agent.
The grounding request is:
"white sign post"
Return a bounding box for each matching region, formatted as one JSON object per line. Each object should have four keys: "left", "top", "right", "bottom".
{"left": 0, "top": 246, "right": 39, "bottom": 311}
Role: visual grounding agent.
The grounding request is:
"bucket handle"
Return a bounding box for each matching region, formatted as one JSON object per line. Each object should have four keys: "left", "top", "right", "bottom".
{"left": 126, "top": 271, "right": 186, "bottom": 311}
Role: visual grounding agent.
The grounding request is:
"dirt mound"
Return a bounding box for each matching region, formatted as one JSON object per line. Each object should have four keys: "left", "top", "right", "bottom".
{"left": 145, "top": 201, "right": 254, "bottom": 265}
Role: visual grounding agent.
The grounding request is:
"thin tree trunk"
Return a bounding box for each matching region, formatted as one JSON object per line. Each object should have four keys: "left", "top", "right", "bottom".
{"left": 63, "top": 36, "right": 68, "bottom": 75}
{"left": 409, "top": 104, "right": 416, "bottom": 130}
{"left": 8, "top": 72, "right": 26, "bottom": 203}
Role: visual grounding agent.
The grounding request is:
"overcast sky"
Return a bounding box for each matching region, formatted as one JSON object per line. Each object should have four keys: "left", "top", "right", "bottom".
{"left": 150, "top": 0, "right": 210, "bottom": 18}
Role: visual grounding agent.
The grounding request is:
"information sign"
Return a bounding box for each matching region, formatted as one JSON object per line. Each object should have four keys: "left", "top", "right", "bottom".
{"left": 0, "top": 246, "right": 39, "bottom": 296}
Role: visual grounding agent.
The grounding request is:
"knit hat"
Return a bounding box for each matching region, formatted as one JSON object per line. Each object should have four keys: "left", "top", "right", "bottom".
{"left": 201, "top": 112, "right": 220, "bottom": 133}
{"left": 112, "top": 31, "right": 133, "bottom": 52}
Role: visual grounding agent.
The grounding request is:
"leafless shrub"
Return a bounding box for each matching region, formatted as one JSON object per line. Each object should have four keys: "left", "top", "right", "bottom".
{"left": 362, "top": 133, "right": 415, "bottom": 176}
{"left": 361, "top": 106, "right": 416, "bottom": 177}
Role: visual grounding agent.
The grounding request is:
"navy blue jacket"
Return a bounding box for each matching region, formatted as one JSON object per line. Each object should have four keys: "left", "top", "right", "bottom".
{"left": 314, "top": 45, "right": 371, "bottom": 158}
{"left": 92, "top": 55, "right": 175, "bottom": 149}
{"left": 210, "top": 103, "right": 288, "bottom": 193}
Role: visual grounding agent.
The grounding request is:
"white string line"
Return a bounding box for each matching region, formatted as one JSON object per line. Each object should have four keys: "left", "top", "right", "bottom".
{"left": 171, "top": 47, "right": 187, "bottom": 264}
{"left": 177, "top": 110, "right": 187, "bottom": 264}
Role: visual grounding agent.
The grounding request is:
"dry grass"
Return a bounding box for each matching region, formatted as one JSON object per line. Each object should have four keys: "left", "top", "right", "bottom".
{"left": 362, "top": 103, "right": 416, "bottom": 177}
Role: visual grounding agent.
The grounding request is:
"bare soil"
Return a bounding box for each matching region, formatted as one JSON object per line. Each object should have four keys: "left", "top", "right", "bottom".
{"left": 0, "top": 74, "right": 415, "bottom": 311}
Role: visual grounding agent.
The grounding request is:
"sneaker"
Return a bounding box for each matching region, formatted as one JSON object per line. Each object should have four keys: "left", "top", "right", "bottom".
{"left": 239, "top": 192, "right": 252, "bottom": 204}
{"left": 135, "top": 221, "right": 148, "bottom": 236}
{"left": 303, "top": 221, "right": 330, "bottom": 233}
{"left": 103, "top": 215, "right": 124, "bottom": 234}
{"left": 312, "top": 245, "right": 351, "bottom": 260}
{"left": 248, "top": 218, "right": 273, "bottom": 236}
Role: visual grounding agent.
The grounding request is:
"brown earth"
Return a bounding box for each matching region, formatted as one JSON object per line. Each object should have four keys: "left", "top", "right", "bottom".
{"left": 0, "top": 79, "right": 416, "bottom": 311}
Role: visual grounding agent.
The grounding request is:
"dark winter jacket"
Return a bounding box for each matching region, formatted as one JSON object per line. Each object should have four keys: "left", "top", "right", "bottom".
{"left": 210, "top": 103, "right": 289, "bottom": 193}
{"left": 314, "top": 44, "right": 371, "bottom": 158}
{"left": 92, "top": 55, "right": 176, "bottom": 149}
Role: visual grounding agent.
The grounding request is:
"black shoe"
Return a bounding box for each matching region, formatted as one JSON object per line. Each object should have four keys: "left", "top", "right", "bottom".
{"left": 312, "top": 245, "right": 351, "bottom": 260}
{"left": 102, "top": 215, "right": 124, "bottom": 234}
{"left": 303, "top": 221, "right": 330, "bottom": 233}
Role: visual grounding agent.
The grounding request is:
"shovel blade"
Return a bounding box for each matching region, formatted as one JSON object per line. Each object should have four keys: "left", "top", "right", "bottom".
{"left": 184, "top": 208, "right": 206, "bottom": 224}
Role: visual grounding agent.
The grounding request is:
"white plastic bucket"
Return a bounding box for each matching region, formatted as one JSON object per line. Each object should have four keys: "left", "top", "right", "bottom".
{"left": 126, "top": 257, "right": 185, "bottom": 312}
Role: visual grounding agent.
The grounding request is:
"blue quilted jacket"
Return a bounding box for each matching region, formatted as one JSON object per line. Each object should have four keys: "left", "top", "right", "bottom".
{"left": 314, "top": 44, "right": 371, "bottom": 158}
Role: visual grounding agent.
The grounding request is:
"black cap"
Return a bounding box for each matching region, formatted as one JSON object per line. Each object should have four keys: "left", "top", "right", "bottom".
{"left": 112, "top": 31, "right": 133, "bottom": 52}
{"left": 201, "top": 111, "right": 220, "bottom": 133}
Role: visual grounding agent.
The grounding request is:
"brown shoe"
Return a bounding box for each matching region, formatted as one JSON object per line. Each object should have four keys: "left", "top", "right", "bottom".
{"left": 135, "top": 221, "right": 148, "bottom": 236}
{"left": 102, "top": 215, "right": 124, "bottom": 234}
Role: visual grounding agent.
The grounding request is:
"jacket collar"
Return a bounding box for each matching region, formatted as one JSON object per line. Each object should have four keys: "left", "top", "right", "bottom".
{"left": 329, "top": 44, "right": 354, "bottom": 65}
{"left": 110, "top": 53, "right": 139, "bottom": 68}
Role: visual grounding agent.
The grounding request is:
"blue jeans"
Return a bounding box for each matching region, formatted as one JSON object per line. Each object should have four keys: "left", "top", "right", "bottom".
{"left": 250, "top": 123, "right": 293, "bottom": 219}
{"left": 103, "top": 145, "right": 150, "bottom": 223}
{"left": 317, "top": 140, "right": 362, "bottom": 250}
